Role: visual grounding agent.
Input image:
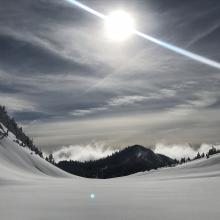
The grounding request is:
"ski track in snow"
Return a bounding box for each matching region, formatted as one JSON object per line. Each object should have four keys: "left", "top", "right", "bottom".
{"left": 0, "top": 125, "right": 220, "bottom": 220}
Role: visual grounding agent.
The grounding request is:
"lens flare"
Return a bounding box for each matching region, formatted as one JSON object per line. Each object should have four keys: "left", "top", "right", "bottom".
{"left": 135, "top": 31, "right": 220, "bottom": 69}
{"left": 65, "top": 0, "right": 220, "bottom": 70}
{"left": 66, "top": 0, "right": 106, "bottom": 19}
{"left": 90, "top": 193, "right": 95, "bottom": 199}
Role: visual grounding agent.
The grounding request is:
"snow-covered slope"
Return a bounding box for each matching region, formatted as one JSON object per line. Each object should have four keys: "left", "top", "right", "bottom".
{"left": 0, "top": 123, "right": 70, "bottom": 185}
{"left": 135, "top": 152, "right": 220, "bottom": 180}
{"left": 0, "top": 123, "right": 220, "bottom": 220}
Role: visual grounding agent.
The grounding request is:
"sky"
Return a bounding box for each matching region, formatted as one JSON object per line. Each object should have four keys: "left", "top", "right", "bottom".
{"left": 0, "top": 0, "right": 220, "bottom": 157}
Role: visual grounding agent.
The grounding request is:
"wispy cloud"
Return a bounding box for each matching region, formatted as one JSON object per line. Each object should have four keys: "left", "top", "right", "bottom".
{"left": 70, "top": 95, "right": 148, "bottom": 117}
{"left": 168, "top": 91, "right": 219, "bottom": 116}
{"left": 70, "top": 107, "right": 108, "bottom": 117}
{"left": 70, "top": 90, "right": 177, "bottom": 117}
{"left": 108, "top": 95, "right": 148, "bottom": 106}
{"left": 187, "top": 22, "right": 220, "bottom": 48}
{"left": 0, "top": 96, "right": 36, "bottom": 113}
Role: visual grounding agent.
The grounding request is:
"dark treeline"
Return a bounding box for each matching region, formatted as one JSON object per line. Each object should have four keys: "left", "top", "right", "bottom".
{"left": 0, "top": 105, "right": 43, "bottom": 157}
{"left": 57, "top": 145, "right": 177, "bottom": 179}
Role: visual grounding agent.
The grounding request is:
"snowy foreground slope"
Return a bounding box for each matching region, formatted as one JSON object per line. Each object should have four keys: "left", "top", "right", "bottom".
{"left": 0, "top": 124, "right": 71, "bottom": 185}
{"left": 0, "top": 131, "right": 220, "bottom": 220}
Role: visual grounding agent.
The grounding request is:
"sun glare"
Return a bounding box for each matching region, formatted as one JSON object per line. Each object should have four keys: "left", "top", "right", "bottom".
{"left": 105, "top": 11, "right": 135, "bottom": 41}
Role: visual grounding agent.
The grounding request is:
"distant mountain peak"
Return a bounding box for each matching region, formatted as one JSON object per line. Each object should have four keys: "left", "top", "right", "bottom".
{"left": 57, "top": 144, "right": 176, "bottom": 179}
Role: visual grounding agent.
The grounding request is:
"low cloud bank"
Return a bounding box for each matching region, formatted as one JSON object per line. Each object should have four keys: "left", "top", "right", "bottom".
{"left": 53, "top": 142, "right": 220, "bottom": 162}
{"left": 154, "top": 143, "right": 220, "bottom": 159}
{"left": 53, "top": 142, "right": 118, "bottom": 162}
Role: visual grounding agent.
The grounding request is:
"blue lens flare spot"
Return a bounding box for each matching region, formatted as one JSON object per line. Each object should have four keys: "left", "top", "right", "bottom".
{"left": 90, "top": 193, "right": 95, "bottom": 199}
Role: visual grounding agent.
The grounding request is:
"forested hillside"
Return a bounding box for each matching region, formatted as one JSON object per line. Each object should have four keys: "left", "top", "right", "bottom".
{"left": 0, "top": 105, "right": 43, "bottom": 157}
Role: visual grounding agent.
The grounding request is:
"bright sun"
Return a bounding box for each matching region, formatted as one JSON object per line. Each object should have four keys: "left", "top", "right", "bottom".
{"left": 105, "top": 11, "right": 135, "bottom": 42}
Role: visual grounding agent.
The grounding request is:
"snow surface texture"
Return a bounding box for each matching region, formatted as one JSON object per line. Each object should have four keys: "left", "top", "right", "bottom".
{"left": 0, "top": 125, "right": 220, "bottom": 220}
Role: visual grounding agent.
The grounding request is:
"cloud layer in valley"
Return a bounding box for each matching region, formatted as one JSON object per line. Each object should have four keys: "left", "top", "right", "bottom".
{"left": 155, "top": 143, "right": 220, "bottom": 160}
{"left": 53, "top": 142, "right": 118, "bottom": 162}
{"left": 52, "top": 142, "right": 220, "bottom": 162}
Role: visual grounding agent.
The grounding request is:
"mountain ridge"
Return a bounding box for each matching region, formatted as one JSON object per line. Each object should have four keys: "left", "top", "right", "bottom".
{"left": 57, "top": 144, "right": 176, "bottom": 178}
